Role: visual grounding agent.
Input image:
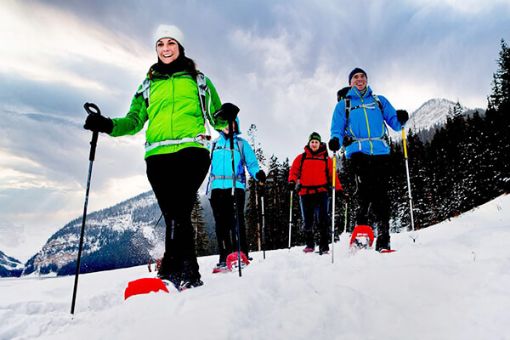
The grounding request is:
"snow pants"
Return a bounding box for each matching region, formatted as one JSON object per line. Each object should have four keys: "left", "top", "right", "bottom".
{"left": 209, "top": 188, "right": 249, "bottom": 263}
{"left": 349, "top": 153, "right": 391, "bottom": 243}
{"left": 299, "top": 191, "right": 330, "bottom": 251}
{"left": 146, "top": 147, "right": 210, "bottom": 281}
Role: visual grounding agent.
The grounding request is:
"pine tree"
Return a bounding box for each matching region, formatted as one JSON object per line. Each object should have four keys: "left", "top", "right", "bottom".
{"left": 191, "top": 193, "right": 209, "bottom": 256}
{"left": 488, "top": 39, "right": 510, "bottom": 111}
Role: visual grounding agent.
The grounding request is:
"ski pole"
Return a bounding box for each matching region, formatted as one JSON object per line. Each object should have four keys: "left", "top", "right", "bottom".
{"left": 288, "top": 190, "right": 293, "bottom": 251}
{"left": 71, "top": 102, "right": 101, "bottom": 315}
{"left": 330, "top": 153, "right": 337, "bottom": 263}
{"left": 260, "top": 185, "right": 266, "bottom": 259}
{"left": 402, "top": 128, "right": 416, "bottom": 242}
{"left": 227, "top": 116, "right": 243, "bottom": 277}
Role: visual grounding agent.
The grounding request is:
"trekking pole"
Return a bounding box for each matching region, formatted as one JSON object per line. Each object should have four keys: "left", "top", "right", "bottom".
{"left": 288, "top": 190, "right": 293, "bottom": 251}
{"left": 71, "top": 102, "right": 101, "bottom": 315}
{"left": 331, "top": 152, "right": 337, "bottom": 264}
{"left": 260, "top": 185, "right": 266, "bottom": 259}
{"left": 227, "top": 116, "right": 243, "bottom": 277}
{"left": 402, "top": 128, "right": 416, "bottom": 242}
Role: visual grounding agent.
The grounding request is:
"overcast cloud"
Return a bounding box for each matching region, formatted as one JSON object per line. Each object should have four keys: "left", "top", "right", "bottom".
{"left": 1, "top": 0, "right": 509, "bottom": 260}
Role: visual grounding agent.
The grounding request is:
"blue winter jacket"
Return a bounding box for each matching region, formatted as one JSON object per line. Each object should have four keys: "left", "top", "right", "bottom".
{"left": 330, "top": 86, "right": 402, "bottom": 158}
{"left": 207, "top": 120, "right": 261, "bottom": 193}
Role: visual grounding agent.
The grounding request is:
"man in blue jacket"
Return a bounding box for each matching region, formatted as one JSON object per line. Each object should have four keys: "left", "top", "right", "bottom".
{"left": 329, "top": 68, "right": 408, "bottom": 251}
{"left": 207, "top": 118, "right": 266, "bottom": 271}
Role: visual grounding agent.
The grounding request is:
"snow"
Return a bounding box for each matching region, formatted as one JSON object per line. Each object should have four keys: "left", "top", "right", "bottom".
{"left": 1, "top": 195, "right": 509, "bottom": 340}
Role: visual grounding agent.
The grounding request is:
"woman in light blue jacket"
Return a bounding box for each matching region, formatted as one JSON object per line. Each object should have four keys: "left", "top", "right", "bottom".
{"left": 207, "top": 118, "right": 266, "bottom": 271}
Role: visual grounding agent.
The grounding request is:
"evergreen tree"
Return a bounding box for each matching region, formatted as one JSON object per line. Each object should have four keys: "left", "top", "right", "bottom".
{"left": 191, "top": 193, "right": 209, "bottom": 256}
{"left": 488, "top": 39, "right": 510, "bottom": 111}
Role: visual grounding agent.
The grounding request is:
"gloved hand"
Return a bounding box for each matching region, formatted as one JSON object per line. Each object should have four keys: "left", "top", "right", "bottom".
{"left": 288, "top": 181, "right": 296, "bottom": 191}
{"left": 256, "top": 170, "right": 266, "bottom": 183}
{"left": 214, "top": 103, "right": 240, "bottom": 122}
{"left": 84, "top": 114, "right": 113, "bottom": 134}
{"left": 328, "top": 137, "right": 340, "bottom": 152}
{"left": 396, "top": 109, "right": 409, "bottom": 125}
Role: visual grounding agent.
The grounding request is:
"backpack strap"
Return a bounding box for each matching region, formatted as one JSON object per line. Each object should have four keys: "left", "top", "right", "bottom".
{"left": 137, "top": 78, "right": 151, "bottom": 108}
{"left": 345, "top": 97, "right": 351, "bottom": 121}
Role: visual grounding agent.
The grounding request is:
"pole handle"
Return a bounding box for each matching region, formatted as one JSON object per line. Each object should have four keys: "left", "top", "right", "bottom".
{"left": 84, "top": 103, "right": 101, "bottom": 161}
{"left": 401, "top": 128, "right": 408, "bottom": 159}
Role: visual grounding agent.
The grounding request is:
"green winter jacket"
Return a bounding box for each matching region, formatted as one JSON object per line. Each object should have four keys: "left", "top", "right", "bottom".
{"left": 110, "top": 69, "right": 227, "bottom": 158}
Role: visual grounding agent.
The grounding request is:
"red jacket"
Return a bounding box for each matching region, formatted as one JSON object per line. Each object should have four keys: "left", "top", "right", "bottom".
{"left": 288, "top": 143, "right": 342, "bottom": 196}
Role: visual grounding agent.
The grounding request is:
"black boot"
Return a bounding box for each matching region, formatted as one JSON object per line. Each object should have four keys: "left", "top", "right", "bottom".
{"left": 375, "top": 233, "right": 391, "bottom": 252}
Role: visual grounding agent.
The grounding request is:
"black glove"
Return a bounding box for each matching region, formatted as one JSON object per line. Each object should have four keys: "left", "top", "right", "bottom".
{"left": 84, "top": 114, "right": 113, "bottom": 134}
{"left": 328, "top": 137, "right": 340, "bottom": 152}
{"left": 255, "top": 170, "right": 266, "bottom": 183}
{"left": 396, "top": 109, "right": 409, "bottom": 125}
{"left": 214, "top": 103, "right": 240, "bottom": 122}
{"left": 288, "top": 181, "right": 295, "bottom": 191}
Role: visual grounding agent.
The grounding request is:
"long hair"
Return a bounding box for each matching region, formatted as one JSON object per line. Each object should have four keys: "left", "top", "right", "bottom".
{"left": 177, "top": 44, "right": 198, "bottom": 77}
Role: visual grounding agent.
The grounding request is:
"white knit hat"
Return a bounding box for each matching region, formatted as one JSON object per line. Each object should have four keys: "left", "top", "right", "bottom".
{"left": 153, "top": 24, "right": 184, "bottom": 46}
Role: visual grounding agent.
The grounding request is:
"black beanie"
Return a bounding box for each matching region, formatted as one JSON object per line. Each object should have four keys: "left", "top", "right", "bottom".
{"left": 308, "top": 132, "right": 321, "bottom": 143}
{"left": 348, "top": 67, "right": 367, "bottom": 83}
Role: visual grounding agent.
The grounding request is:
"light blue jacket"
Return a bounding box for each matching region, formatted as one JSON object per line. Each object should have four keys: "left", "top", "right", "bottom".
{"left": 330, "top": 86, "right": 402, "bottom": 158}
{"left": 207, "top": 119, "right": 261, "bottom": 193}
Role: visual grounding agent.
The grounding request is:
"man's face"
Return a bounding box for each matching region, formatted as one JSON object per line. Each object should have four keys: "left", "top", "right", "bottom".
{"left": 350, "top": 72, "right": 367, "bottom": 91}
{"left": 309, "top": 139, "right": 320, "bottom": 151}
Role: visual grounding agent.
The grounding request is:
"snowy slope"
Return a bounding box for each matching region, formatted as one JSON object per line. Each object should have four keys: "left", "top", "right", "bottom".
{"left": 1, "top": 194, "right": 509, "bottom": 340}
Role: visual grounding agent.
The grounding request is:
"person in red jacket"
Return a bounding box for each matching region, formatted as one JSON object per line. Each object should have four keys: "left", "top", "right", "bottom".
{"left": 288, "top": 132, "right": 343, "bottom": 254}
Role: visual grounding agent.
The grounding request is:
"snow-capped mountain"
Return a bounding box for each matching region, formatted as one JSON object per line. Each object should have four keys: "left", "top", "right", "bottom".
{"left": 21, "top": 191, "right": 217, "bottom": 277}
{"left": 22, "top": 191, "right": 164, "bottom": 277}
{"left": 0, "top": 250, "right": 23, "bottom": 277}
{"left": 388, "top": 98, "right": 484, "bottom": 140}
{"left": 408, "top": 98, "right": 463, "bottom": 131}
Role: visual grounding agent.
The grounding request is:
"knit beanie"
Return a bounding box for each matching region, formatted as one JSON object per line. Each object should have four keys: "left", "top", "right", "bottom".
{"left": 153, "top": 24, "right": 184, "bottom": 47}
{"left": 308, "top": 132, "right": 321, "bottom": 143}
{"left": 348, "top": 67, "right": 367, "bottom": 84}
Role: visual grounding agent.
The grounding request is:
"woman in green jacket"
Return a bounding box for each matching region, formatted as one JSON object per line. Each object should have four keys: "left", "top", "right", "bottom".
{"left": 84, "top": 24, "right": 238, "bottom": 290}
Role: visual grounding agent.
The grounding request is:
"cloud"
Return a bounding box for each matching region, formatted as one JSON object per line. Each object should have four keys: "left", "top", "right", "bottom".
{"left": 0, "top": 0, "right": 151, "bottom": 92}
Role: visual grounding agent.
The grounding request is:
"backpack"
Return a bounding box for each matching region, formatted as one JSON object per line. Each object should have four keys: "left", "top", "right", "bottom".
{"left": 210, "top": 137, "right": 246, "bottom": 167}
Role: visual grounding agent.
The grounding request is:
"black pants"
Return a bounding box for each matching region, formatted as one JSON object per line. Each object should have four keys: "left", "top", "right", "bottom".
{"left": 349, "top": 153, "right": 391, "bottom": 238}
{"left": 146, "top": 147, "right": 210, "bottom": 281}
{"left": 209, "top": 188, "right": 248, "bottom": 263}
{"left": 299, "top": 191, "right": 330, "bottom": 251}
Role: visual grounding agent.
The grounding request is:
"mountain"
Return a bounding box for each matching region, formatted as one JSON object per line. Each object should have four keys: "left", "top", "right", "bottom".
{"left": 0, "top": 250, "right": 23, "bottom": 277}
{"left": 388, "top": 98, "right": 485, "bottom": 140}
{"left": 21, "top": 190, "right": 219, "bottom": 277}
{"left": 22, "top": 191, "right": 164, "bottom": 277}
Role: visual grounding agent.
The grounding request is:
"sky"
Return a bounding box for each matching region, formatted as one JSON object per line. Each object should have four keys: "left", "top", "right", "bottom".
{"left": 1, "top": 194, "right": 509, "bottom": 339}
{"left": 1, "top": 0, "right": 509, "bottom": 261}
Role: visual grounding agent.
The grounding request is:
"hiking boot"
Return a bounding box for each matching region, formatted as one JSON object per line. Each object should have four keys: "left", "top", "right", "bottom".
{"left": 160, "top": 273, "right": 204, "bottom": 291}
{"left": 212, "top": 262, "right": 229, "bottom": 274}
{"left": 375, "top": 233, "right": 391, "bottom": 252}
{"left": 319, "top": 246, "right": 329, "bottom": 255}
{"left": 303, "top": 246, "right": 314, "bottom": 253}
